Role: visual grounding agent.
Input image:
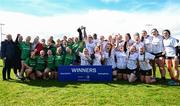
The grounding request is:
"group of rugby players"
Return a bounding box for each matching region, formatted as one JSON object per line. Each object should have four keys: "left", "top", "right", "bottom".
{"left": 1, "top": 27, "right": 180, "bottom": 85}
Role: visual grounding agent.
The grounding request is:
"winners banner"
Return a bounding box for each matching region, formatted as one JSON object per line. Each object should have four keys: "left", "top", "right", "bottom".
{"left": 58, "top": 66, "right": 112, "bottom": 82}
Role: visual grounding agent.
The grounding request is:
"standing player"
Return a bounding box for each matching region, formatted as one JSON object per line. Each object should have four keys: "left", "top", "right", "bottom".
{"left": 163, "top": 29, "right": 179, "bottom": 84}
{"left": 19, "top": 36, "right": 31, "bottom": 79}
{"left": 151, "top": 28, "right": 166, "bottom": 81}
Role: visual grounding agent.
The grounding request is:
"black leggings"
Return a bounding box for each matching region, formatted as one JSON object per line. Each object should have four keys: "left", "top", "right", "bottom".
{"left": 2, "top": 59, "right": 14, "bottom": 79}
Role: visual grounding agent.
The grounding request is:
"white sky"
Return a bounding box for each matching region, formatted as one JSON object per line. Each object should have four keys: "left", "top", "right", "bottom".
{"left": 0, "top": 8, "right": 180, "bottom": 41}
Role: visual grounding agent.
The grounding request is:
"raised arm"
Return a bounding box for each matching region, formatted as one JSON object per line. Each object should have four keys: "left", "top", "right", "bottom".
{"left": 83, "top": 27, "right": 87, "bottom": 40}
{"left": 15, "top": 34, "right": 20, "bottom": 44}
{"left": 77, "top": 28, "right": 83, "bottom": 41}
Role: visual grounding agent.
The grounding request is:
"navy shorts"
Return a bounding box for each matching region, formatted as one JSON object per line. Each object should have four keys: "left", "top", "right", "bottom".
{"left": 165, "top": 57, "right": 174, "bottom": 59}
{"left": 127, "top": 68, "right": 137, "bottom": 74}
{"left": 140, "top": 69, "right": 152, "bottom": 76}
{"left": 117, "top": 68, "right": 127, "bottom": 74}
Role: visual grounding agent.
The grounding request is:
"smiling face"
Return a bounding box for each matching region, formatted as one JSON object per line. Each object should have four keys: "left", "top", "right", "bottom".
{"left": 163, "top": 30, "right": 170, "bottom": 39}
{"left": 129, "top": 46, "right": 136, "bottom": 53}
{"left": 47, "top": 50, "right": 52, "bottom": 56}
{"left": 40, "top": 50, "right": 45, "bottom": 57}
{"left": 18, "top": 36, "right": 23, "bottom": 42}
{"left": 88, "top": 35, "right": 93, "bottom": 42}
{"left": 94, "top": 46, "right": 100, "bottom": 53}
{"left": 56, "top": 47, "right": 62, "bottom": 54}
{"left": 118, "top": 45, "right": 124, "bottom": 52}
{"left": 133, "top": 33, "right": 140, "bottom": 42}
{"left": 6, "top": 34, "right": 12, "bottom": 41}
{"left": 100, "top": 36, "right": 104, "bottom": 41}
{"left": 63, "top": 40, "right": 67, "bottom": 47}
{"left": 68, "top": 38, "right": 73, "bottom": 43}
{"left": 151, "top": 29, "right": 158, "bottom": 36}
{"left": 56, "top": 39, "right": 61, "bottom": 44}
{"left": 83, "top": 48, "right": 89, "bottom": 55}
{"left": 139, "top": 47, "right": 145, "bottom": 54}
{"left": 106, "top": 43, "right": 112, "bottom": 51}
{"left": 47, "top": 40, "right": 52, "bottom": 46}
{"left": 141, "top": 30, "right": 147, "bottom": 37}
{"left": 75, "top": 37, "right": 78, "bottom": 43}
{"left": 125, "top": 33, "right": 130, "bottom": 41}
{"left": 26, "top": 36, "right": 31, "bottom": 43}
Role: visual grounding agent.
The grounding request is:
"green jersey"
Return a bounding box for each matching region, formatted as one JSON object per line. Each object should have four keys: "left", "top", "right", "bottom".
{"left": 20, "top": 42, "right": 31, "bottom": 60}
{"left": 67, "top": 42, "right": 73, "bottom": 49}
{"left": 54, "top": 54, "right": 64, "bottom": 67}
{"left": 72, "top": 42, "right": 79, "bottom": 53}
{"left": 47, "top": 45, "right": 56, "bottom": 56}
{"left": 36, "top": 56, "right": 46, "bottom": 71}
{"left": 64, "top": 54, "right": 73, "bottom": 65}
{"left": 72, "top": 41, "right": 85, "bottom": 55}
{"left": 25, "top": 57, "right": 36, "bottom": 70}
{"left": 47, "top": 55, "right": 55, "bottom": 69}
{"left": 78, "top": 41, "right": 85, "bottom": 52}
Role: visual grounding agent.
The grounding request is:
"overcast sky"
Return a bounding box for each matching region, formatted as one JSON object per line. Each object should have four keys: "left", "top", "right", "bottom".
{"left": 0, "top": 0, "right": 180, "bottom": 41}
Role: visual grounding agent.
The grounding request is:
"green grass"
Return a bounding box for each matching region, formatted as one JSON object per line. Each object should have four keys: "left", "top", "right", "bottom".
{"left": 0, "top": 60, "right": 180, "bottom": 106}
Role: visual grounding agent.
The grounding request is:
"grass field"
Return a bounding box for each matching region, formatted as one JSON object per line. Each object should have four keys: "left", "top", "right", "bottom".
{"left": 0, "top": 60, "right": 180, "bottom": 106}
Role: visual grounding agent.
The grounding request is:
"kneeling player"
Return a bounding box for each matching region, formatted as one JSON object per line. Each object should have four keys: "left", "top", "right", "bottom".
{"left": 46, "top": 50, "right": 55, "bottom": 79}
{"left": 35, "top": 50, "right": 47, "bottom": 79}
{"left": 54, "top": 47, "right": 65, "bottom": 79}
{"left": 115, "top": 45, "right": 128, "bottom": 80}
{"left": 126, "top": 46, "right": 138, "bottom": 83}
{"left": 24, "top": 51, "right": 36, "bottom": 80}
{"left": 138, "top": 47, "right": 156, "bottom": 83}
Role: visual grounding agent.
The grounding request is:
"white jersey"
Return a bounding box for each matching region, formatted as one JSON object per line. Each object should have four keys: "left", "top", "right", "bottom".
{"left": 151, "top": 35, "right": 164, "bottom": 54}
{"left": 138, "top": 52, "right": 155, "bottom": 70}
{"left": 127, "top": 39, "right": 135, "bottom": 46}
{"left": 103, "top": 50, "right": 116, "bottom": 69}
{"left": 127, "top": 52, "right": 138, "bottom": 70}
{"left": 79, "top": 53, "right": 91, "bottom": 66}
{"left": 142, "top": 35, "right": 153, "bottom": 53}
{"left": 99, "top": 41, "right": 108, "bottom": 52}
{"left": 93, "top": 39, "right": 100, "bottom": 45}
{"left": 125, "top": 39, "right": 135, "bottom": 52}
{"left": 86, "top": 41, "right": 96, "bottom": 55}
{"left": 133, "top": 41, "right": 144, "bottom": 52}
{"left": 93, "top": 53, "right": 102, "bottom": 65}
{"left": 115, "top": 51, "right": 127, "bottom": 69}
{"left": 163, "top": 36, "right": 178, "bottom": 57}
{"left": 117, "top": 41, "right": 126, "bottom": 48}
{"left": 116, "top": 40, "right": 124, "bottom": 47}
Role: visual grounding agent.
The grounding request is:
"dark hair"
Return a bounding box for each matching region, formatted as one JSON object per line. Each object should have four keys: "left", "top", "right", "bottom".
{"left": 141, "top": 30, "right": 148, "bottom": 42}
{"left": 126, "top": 33, "right": 131, "bottom": 40}
{"left": 151, "top": 28, "right": 158, "bottom": 33}
{"left": 163, "top": 29, "right": 171, "bottom": 35}
{"left": 106, "top": 43, "right": 112, "bottom": 57}
{"left": 142, "top": 30, "right": 147, "bottom": 34}
{"left": 93, "top": 33, "right": 97, "bottom": 39}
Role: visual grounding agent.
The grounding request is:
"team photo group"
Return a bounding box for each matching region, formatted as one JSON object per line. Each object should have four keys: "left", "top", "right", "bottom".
{"left": 1, "top": 27, "right": 180, "bottom": 85}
